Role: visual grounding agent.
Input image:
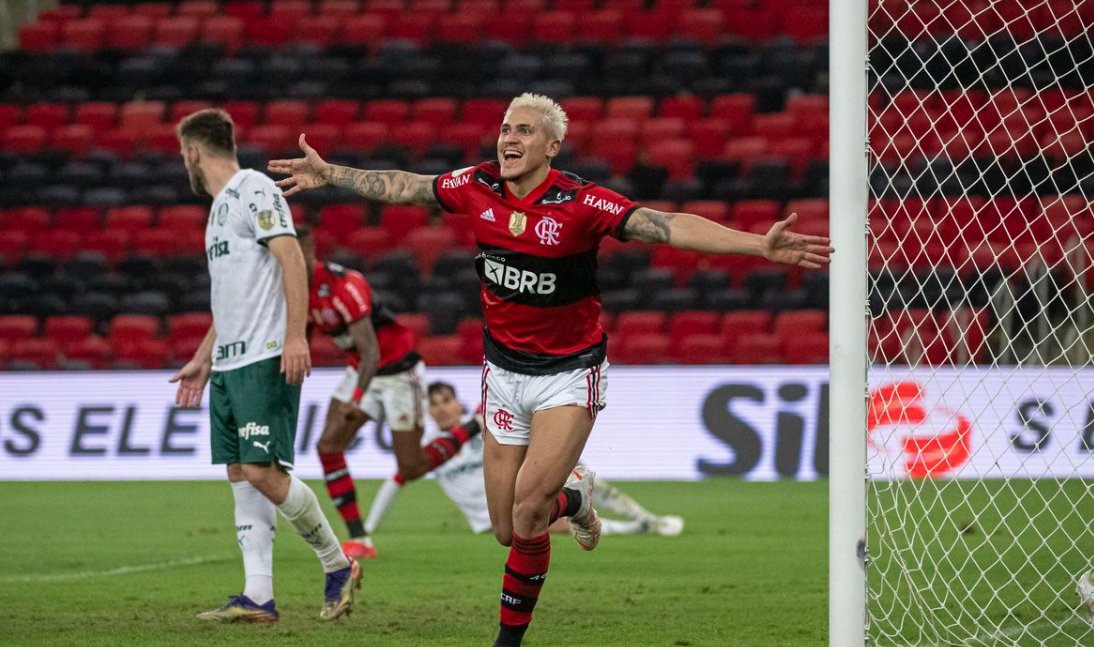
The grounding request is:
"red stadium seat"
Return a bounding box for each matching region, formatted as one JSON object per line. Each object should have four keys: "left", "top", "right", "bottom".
{"left": 0, "top": 316, "right": 38, "bottom": 343}
{"left": 154, "top": 16, "right": 201, "bottom": 47}
{"left": 440, "top": 122, "right": 488, "bottom": 155}
{"left": 732, "top": 200, "right": 780, "bottom": 231}
{"left": 647, "top": 139, "right": 695, "bottom": 180}
{"left": 413, "top": 98, "right": 457, "bottom": 128}
{"left": 460, "top": 0, "right": 500, "bottom": 14}
{"left": 264, "top": 101, "right": 310, "bottom": 129}
{"left": 720, "top": 311, "right": 772, "bottom": 336}
{"left": 298, "top": 14, "right": 343, "bottom": 44}
{"left": 342, "top": 14, "right": 386, "bottom": 44}
{"left": 625, "top": 10, "right": 671, "bottom": 40}
{"left": 642, "top": 118, "right": 686, "bottom": 145}
{"left": 533, "top": 11, "right": 577, "bottom": 43}
{"left": 344, "top": 227, "right": 393, "bottom": 254}
{"left": 271, "top": 0, "right": 314, "bottom": 18}
{"left": 677, "top": 9, "right": 724, "bottom": 44}
{"left": 576, "top": 10, "right": 623, "bottom": 42}
{"left": 11, "top": 339, "right": 60, "bottom": 369}
{"left": 63, "top": 336, "right": 112, "bottom": 369}
{"left": 560, "top": 97, "right": 603, "bottom": 124}
{"left": 682, "top": 200, "right": 729, "bottom": 222}
{"left": 110, "top": 15, "right": 154, "bottom": 50}
{"left": 389, "top": 13, "right": 436, "bottom": 43}
{"left": 133, "top": 229, "right": 183, "bottom": 256}
{"left": 319, "top": 204, "right": 366, "bottom": 237}
{"left": 110, "top": 315, "right": 160, "bottom": 344}
{"left": 364, "top": 0, "right": 406, "bottom": 20}
{"left": 120, "top": 102, "right": 165, "bottom": 129}
{"left": 0, "top": 231, "right": 29, "bottom": 260}
{"left": 674, "top": 334, "right": 732, "bottom": 364}
{"left": 785, "top": 332, "right": 829, "bottom": 364}
{"left": 731, "top": 333, "right": 782, "bottom": 364}
{"left": 364, "top": 100, "right": 410, "bottom": 126}
{"left": 133, "top": 3, "right": 175, "bottom": 17}
{"left": 51, "top": 124, "right": 95, "bottom": 155}
{"left": 409, "top": 0, "right": 451, "bottom": 14}
{"left": 615, "top": 333, "right": 672, "bottom": 364}
{"left": 0, "top": 105, "right": 20, "bottom": 131}
{"left": 458, "top": 323, "right": 485, "bottom": 364}
{"left": 319, "top": 0, "right": 362, "bottom": 16}
{"left": 74, "top": 102, "right": 118, "bottom": 130}
{"left": 391, "top": 121, "right": 436, "bottom": 155}
{"left": 342, "top": 122, "right": 389, "bottom": 151}
{"left": 711, "top": 94, "right": 755, "bottom": 133}
{"left": 19, "top": 23, "right": 58, "bottom": 52}
{"left": 248, "top": 125, "right": 294, "bottom": 154}
{"left": 25, "top": 103, "right": 68, "bottom": 129}
{"left": 402, "top": 227, "right": 457, "bottom": 273}
{"left": 436, "top": 12, "right": 485, "bottom": 43}
{"left": 660, "top": 96, "right": 705, "bottom": 121}
{"left": 202, "top": 16, "right": 245, "bottom": 51}
{"left": 158, "top": 206, "right": 206, "bottom": 232}
{"left": 46, "top": 316, "right": 95, "bottom": 346}
{"left": 462, "top": 99, "right": 507, "bottom": 127}
{"left": 669, "top": 312, "right": 720, "bottom": 338}
{"left": 773, "top": 310, "right": 827, "bottom": 340}
{"left": 614, "top": 311, "right": 666, "bottom": 336}
{"left": 315, "top": 100, "right": 361, "bottom": 127}
{"left": 61, "top": 19, "right": 105, "bottom": 52}
{"left": 114, "top": 338, "right": 170, "bottom": 369}
{"left": 606, "top": 96, "right": 654, "bottom": 122}
{"left": 418, "top": 335, "right": 462, "bottom": 366}
{"left": 106, "top": 206, "right": 154, "bottom": 231}
{"left": 3, "top": 126, "right": 48, "bottom": 154}
{"left": 484, "top": 12, "right": 532, "bottom": 44}
{"left": 178, "top": 0, "right": 220, "bottom": 15}
{"left": 6, "top": 208, "right": 50, "bottom": 232}
{"left": 169, "top": 313, "right": 214, "bottom": 342}
{"left": 83, "top": 231, "right": 130, "bottom": 262}
{"left": 31, "top": 230, "right": 81, "bottom": 258}
{"left": 54, "top": 208, "right": 101, "bottom": 233}
{"left": 380, "top": 206, "right": 429, "bottom": 243}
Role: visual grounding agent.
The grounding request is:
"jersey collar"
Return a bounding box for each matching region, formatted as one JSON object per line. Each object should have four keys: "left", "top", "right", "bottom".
{"left": 503, "top": 168, "right": 559, "bottom": 205}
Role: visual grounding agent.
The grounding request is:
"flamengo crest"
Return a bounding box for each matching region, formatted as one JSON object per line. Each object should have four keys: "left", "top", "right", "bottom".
{"left": 535, "top": 216, "right": 562, "bottom": 245}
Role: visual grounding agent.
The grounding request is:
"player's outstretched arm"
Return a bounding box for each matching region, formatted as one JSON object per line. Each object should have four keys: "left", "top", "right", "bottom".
{"left": 624, "top": 208, "right": 834, "bottom": 269}
{"left": 169, "top": 325, "right": 214, "bottom": 408}
{"left": 268, "top": 236, "right": 312, "bottom": 384}
{"left": 268, "top": 134, "right": 438, "bottom": 206}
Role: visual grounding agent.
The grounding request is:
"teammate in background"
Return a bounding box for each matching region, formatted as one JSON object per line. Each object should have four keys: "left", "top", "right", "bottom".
{"left": 270, "top": 93, "right": 832, "bottom": 646}
{"left": 361, "top": 381, "right": 683, "bottom": 539}
{"left": 168, "top": 109, "right": 359, "bottom": 625}
{"left": 295, "top": 225, "right": 481, "bottom": 560}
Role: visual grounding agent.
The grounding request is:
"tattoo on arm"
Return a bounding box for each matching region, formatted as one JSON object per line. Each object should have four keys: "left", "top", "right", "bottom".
{"left": 624, "top": 208, "right": 676, "bottom": 244}
{"left": 328, "top": 167, "right": 438, "bottom": 206}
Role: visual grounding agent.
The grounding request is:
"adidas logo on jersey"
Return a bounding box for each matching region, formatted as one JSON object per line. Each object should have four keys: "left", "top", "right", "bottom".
{"left": 239, "top": 422, "right": 271, "bottom": 440}
{"left": 480, "top": 208, "right": 496, "bottom": 222}
{"left": 483, "top": 258, "right": 556, "bottom": 295}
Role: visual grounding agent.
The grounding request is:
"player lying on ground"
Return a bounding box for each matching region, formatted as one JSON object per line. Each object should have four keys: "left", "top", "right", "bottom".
{"left": 168, "top": 109, "right": 360, "bottom": 624}
{"left": 363, "top": 381, "right": 684, "bottom": 539}
{"left": 270, "top": 92, "right": 832, "bottom": 647}
{"left": 295, "top": 225, "right": 480, "bottom": 560}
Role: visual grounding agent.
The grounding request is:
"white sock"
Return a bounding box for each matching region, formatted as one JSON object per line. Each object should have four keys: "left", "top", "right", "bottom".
{"left": 593, "top": 479, "right": 655, "bottom": 520}
{"left": 600, "top": 518, "right": 650, "bottom": 535}
{"left": 231, "top": 481, "right": 276, "bottom": 605}
{"left": 364, "top": 476, "right": 404, "bottom": 534}
{"left": 276, "top": 476, "right": 350, "bottom": 573}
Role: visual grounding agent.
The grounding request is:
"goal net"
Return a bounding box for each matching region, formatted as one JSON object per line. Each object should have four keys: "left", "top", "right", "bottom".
{"left": 864, "top": 1, "right": 1094, "bottom": 646}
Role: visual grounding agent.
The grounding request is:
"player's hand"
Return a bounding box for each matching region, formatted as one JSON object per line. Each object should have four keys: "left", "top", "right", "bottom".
{"left": 169, "top": 358, "right": 212, "bottom": 408}
{"left": 761, "top": 213, "right": 835, "bottom": 269}
{"left": 281, "top": 333, "right": 311, "bottom": 385}
{"left": 267, "top": 134, "right": 331, "bottom": 197}
{"left": 338, "top": 400, "right": 369, "bottom": 428}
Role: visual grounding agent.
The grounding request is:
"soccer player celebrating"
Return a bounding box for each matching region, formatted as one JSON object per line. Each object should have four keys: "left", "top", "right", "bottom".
{"left": 269, "top": 93, "right": 832, "bottom": 646}
{"left": 169, "top": 109, "right": 360, "bottom": 624}
{"left": 295, "top": 224, "right": 480, "bottom": 559}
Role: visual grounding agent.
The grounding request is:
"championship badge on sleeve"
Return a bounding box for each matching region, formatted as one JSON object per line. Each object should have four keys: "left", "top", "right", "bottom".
{"left": 508, "top": 211, "right": 526, "bottom": 237}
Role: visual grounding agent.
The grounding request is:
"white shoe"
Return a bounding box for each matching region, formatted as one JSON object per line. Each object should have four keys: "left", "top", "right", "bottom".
{"left": 1077, "top": 570, "right": 1094, "bottom": 624}
{"left": 648, "top": 515, "right": 685, "bottom": 537}
{"left": 566, "top": 466, "right": 601, "bottom": 551}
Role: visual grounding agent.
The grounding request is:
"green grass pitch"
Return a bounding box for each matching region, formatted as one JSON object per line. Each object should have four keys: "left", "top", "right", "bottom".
{"left": 0, "top": 479, "right": 827, "bottom": 647}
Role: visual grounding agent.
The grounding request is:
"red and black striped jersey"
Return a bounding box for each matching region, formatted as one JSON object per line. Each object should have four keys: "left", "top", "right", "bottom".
{"left": 433, "top": 161, "right": 638, "bottom": 374}
{"left": 308, "top": 261, "right": 419, "bottom": 374}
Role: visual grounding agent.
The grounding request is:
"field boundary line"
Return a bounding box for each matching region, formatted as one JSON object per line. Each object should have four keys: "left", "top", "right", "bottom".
{"left": 0, "top": 554, "right": 234, "bottom": 584}
{"left": 904, "top": 614, "right": 1089, "bottom": 647}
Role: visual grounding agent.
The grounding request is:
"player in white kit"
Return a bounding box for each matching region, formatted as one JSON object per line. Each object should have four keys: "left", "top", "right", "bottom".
{"left": 168, "top": 109, "right": 359, "bottom": 624}
{"left": 363, "top": 382, "right": 684, "bottom": 538}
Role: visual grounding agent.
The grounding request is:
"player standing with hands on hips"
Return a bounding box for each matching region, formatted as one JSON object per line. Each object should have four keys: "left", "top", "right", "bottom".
{"left": 269, "top": 93, "right": 833, "bottom": 646}
{"left": 169, "top": 109, "right": 361, "bottom": 625}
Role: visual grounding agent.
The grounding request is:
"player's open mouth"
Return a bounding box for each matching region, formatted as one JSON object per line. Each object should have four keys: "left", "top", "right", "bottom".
{"left": 503, "top": 151, "right": 523, "bottom": 161}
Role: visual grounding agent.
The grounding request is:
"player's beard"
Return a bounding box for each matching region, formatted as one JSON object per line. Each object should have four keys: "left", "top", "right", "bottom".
{"left": 188, "top": 166, "right": 209, "bottom": 196}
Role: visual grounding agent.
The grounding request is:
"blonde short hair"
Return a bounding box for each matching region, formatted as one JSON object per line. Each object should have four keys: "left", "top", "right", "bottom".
{"left": 504, "top": 93, "right": 568, "bottom": 142}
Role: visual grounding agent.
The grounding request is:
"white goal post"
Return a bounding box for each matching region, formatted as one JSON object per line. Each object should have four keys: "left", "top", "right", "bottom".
{"left": 832, "top": 0, "right": 1094, "bottom": 646}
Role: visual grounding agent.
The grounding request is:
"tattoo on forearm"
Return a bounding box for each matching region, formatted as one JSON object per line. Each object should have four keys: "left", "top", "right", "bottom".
{"left": 627, "top": 208, "right": 675, "bottom": 243}
{"left": 329, "top": 166, "right": 437, "bottom": 206}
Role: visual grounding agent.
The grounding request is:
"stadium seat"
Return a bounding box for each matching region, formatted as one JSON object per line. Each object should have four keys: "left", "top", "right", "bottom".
{"left": 0, "top": 316, "right": 38, "bottom": 343}
{"left": 381, "top": 206, "right": 430, "bottom": 243}
{"left": 342, "top": 14, "right": 386, "bottom": 44}
{"left": 109, "top": 314, "right": 160, "bottom": 344}
{"left": 773, "top": 310, "right": 827, "bottom": 339}
{"left": 158, "top": 206, "right": 206, "bottom": 232}
{"left": 62, "top": 335, "right": 112, "bottom": 369}
{"left": 402, "top": 227, "right": 457, "bottom": 274}
{"left": 25, "top": 103, "right": 68, "bottom": 129}
{"left": 54, "top": 208, "right": 101, "bottom": 233}
{"left": 61, "top": 19, "right": 105, "bottom": 52}
{"left": 113, "top": 337, "right": 169, "bottom": 369}
{"left": 668, "top": 312, "right": 720, "bottom": 338}
{"left": 674, "top": 333, "right": 732, "bottom": 364}
{"left": 51, "top": 125, "right": 95, "bottom": 155}
{"left": 74, "top": 102, "right": 118, "bottom": 129}
{"left": 731, "top": 333, "right": 782, "bottom": 364}
{"left": 344, "top": 227, "right": 393, "bottom": 254}
{"left": 614, "top": 311, "right": 666, "bottom": 336}
{"left": 45, "top": 315, "right": 95, "bottom": 346}
{"left": 418, "top": 335, "right": 461, "bottom": 366}
{"left": 110, "top": 15, "right": 154, "bottom": 50}
{"left": 11, "top": 338, "right": 60, "bottom": 369}
{"left": 319, "top": 204, "right": 366, "bottom": 237}
{"left": 615, "top": 333, "right": 672, "bottom": 364}
{"left": 154, "top": 16, "right": 201, "bottom": 47}
{"left": 785, "top": 332, "right": 828, "bottom": 364}
{"left": 3, "top": 126, "right": 48, "bottom": 154}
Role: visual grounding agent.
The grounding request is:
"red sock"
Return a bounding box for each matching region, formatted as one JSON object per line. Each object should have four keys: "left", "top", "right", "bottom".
{"left": 499, "top": 532, "right": 551, "bottom": 638}
{"left": 548, "top": 487, "right": 582, "bottom": 524}
{"left": 318, "top": 452, "right": 365, "bottom": 537}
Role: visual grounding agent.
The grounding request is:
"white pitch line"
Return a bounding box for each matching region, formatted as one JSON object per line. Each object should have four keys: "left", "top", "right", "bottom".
{"left": 0, "top": 554, "right": 234, "bottom": 584}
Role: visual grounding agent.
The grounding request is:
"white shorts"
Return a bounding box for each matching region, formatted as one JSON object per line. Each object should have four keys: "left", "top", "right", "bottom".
{"left": 331, "top": 361, "right": 426, "bottom": 432}
{"left": 481, "top": 359, "right": 608, "bottom": 446}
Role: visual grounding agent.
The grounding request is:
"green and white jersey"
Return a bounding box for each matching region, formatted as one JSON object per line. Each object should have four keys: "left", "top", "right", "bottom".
{"left": 205, "top": 169, "right": 297, "bottom": 372}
